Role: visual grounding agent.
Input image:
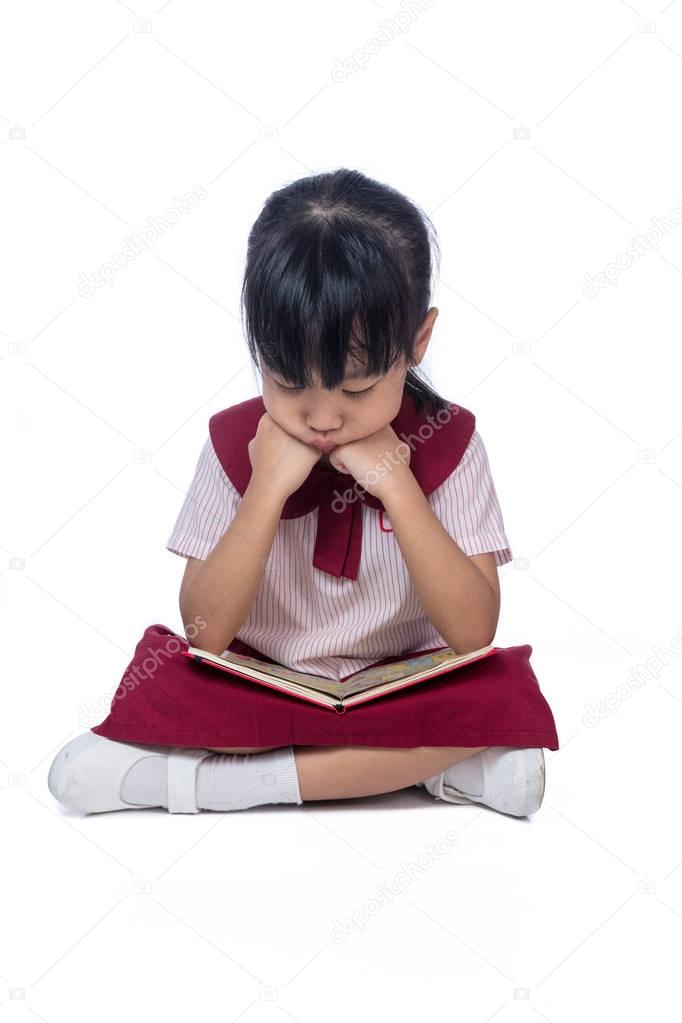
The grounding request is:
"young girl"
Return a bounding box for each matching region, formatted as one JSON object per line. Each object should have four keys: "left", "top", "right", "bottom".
{"left": 48, "top": 168, "right": 559, "bottom": 818}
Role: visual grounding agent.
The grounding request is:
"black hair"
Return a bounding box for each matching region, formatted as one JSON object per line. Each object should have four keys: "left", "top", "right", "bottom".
{"left": 240, "top": 167, "right": 451, "bottom": 415}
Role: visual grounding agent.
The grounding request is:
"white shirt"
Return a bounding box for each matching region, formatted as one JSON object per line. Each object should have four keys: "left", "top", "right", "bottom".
{"left": 166, "top": 429, "right": 512, "bottom": 680}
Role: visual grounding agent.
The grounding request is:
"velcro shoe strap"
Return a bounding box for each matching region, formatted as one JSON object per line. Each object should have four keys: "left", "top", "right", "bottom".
{"left": 167, "top": 748, "right": 213, "bottom": 813}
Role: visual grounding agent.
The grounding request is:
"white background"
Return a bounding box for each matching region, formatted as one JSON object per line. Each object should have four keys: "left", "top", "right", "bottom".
{"left": 2, "top": 0, "right": 681, "bottom": 1019}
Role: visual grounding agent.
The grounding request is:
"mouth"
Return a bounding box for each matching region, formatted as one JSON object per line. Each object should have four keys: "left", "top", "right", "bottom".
{"left": 309, "top": 439, "right": 337, "bottom": 451}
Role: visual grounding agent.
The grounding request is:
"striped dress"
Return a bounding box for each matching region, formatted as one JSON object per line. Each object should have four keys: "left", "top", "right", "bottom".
{"left": 166, "top": 428, "right": 512, "bottom": 682}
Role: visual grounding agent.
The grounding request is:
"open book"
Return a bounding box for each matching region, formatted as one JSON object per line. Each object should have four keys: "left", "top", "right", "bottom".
{"left": 183, "top": 643, "right": 498, "bottom": 713}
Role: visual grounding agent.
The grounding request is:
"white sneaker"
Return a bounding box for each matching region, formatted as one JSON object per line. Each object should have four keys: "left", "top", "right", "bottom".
{"left": 47, "top": 731, "right": 215, "bottom": 814}
{"left": 418, "top": 747, "right": 546, "bottom": 817}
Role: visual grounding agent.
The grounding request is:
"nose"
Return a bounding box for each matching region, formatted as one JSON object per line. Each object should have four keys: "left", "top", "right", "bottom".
{"left": 306, "top": 398, "right": 343, "bottom": 436}
{"left": 308, "top": 425, "right": 340, "bottom": 439}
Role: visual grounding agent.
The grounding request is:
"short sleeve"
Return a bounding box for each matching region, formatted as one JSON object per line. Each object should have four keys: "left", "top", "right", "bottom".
{"left": 165, "top": 436, "right": 242, "bottom": 560}
{"left": 428, "top": 429, "right": 512, "bottom": 567}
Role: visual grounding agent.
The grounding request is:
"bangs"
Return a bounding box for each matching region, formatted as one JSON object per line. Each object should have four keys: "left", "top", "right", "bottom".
{"left": 241, "top": 218, "right": 415, "bottom": 390}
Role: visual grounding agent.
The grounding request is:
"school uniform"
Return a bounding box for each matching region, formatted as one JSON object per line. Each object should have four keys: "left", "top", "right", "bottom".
{"left": 91, "top": 391, "right": 559, "bottom": 751}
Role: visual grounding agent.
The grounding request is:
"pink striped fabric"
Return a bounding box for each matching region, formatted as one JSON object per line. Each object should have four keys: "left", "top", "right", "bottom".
{"left": 166, "top": 429, "right": 512, "bottom": 680}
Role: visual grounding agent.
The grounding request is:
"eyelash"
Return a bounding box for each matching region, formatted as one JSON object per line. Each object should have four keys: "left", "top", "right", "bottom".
{"left": 274, "top": 382, "right": 375, "bottom": 399}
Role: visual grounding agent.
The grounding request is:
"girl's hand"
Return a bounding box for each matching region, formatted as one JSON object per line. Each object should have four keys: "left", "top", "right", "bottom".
{"left": 248, "top": 412, "right": 324, "bottom": 500}
{"left": 328, "top": 425, "right": 412, "bottom": 498}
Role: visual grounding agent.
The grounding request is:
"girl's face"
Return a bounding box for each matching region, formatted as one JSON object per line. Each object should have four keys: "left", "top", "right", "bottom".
{"left": 261, "top": 355, "right": 408, "bottom": 462}
{"left": 259, "top": 309, "right": 437, "bottom": 463}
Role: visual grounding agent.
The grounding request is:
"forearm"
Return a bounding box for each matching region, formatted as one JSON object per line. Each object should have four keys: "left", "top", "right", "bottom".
{"left": 380, "top": 471, "right": 498, "bottom": 654}
{"left": 180, "top": 477, "right": 286, "bottom": 655}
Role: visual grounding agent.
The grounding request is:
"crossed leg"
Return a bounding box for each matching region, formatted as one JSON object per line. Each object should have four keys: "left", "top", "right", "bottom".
{"left": 203, "top": 745, "right": 490, "bottom": 800}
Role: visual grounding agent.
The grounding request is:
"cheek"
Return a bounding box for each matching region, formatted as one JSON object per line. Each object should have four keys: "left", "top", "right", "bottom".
{"left": 262, "top": 388, "right": 285, "bottom": 416}
{"left": 262, "top": 393, "right": 298, "bottom": 433}
{"left": 371, "top": 389, "right": 403, "bottom": 426}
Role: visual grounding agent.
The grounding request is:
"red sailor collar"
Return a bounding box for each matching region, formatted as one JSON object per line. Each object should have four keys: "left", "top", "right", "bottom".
{"left": 209, "top": 390, "right": 475, "bottom": 581}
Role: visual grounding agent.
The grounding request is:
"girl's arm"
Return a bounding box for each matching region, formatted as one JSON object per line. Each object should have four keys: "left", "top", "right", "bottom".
{"left": 179, "top": 477, "right": 287, "bottom": 655}
{"left": 380, "top": 470, "right": 500, "bottom": 655}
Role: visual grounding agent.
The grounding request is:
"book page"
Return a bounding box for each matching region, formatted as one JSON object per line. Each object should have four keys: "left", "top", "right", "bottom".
{"left": 338, "top": 647, "right": 460, "bottom": 697}
{"left": 210, "top": 650, "right": 346, "bottom": 696}
{"left": 206, "top": 646, "right": 465, "bottom": 699}
{"left": 193, "top": 642, "right": 490, "bottom": 699}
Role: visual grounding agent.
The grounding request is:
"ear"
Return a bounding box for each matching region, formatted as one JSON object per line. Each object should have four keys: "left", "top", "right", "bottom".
{"left": 411, "top": 307, "right": 439, "bottom": 367}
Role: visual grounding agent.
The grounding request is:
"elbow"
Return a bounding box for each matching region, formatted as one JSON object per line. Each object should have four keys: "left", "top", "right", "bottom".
{"left": 445, "top": 624, "right": 497, "bottom": 655}
{"left": 178, "top": 603, "right": 216, "bottom": 651}
{"left": 198, "top": 641, "right": 232, "bottom": 656}
{"left": 475, "top": 621, "right": 498, "bottom": 650}
{"left": 468, "top": 606, "right": 499, "bottom": 651}
{"left": 470, "top": 626, "right": 497, "bottom": 652}
{"left": 185, "top": 629, "right": 234, "bottom": 657}
{"left": 453, "top": 639, "right": 495, "bottom": 656}
{"left": 181, "top": 606, "right": 235, "bottom": 656}
{"left": 183, "top": 617, "right": 232, "bottom": 655}
{"left": 441, "top": 587, "right": 499, "bottom": 654}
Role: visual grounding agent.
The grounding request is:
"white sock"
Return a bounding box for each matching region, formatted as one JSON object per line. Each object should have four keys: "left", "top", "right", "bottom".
{"left": 442, "top": 751, "right": 484, "bottom": 796}
{"left": 120, "top": 747, "right": 302, "bottom": 810}
{"left": 196, "top": 748, "right": 302, "bottom": 811}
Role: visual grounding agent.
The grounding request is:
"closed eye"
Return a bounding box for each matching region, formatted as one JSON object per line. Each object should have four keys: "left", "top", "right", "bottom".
{"left": 274, "top": 381, "right": 376, "bottom": 398}
{"left": 344, "top": 385, "right": 375, "bottom": 399}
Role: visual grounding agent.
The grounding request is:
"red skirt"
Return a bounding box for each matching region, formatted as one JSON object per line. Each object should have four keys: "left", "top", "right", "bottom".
{"left": 90, "top": 623, "right": 560, "bottom": 750}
